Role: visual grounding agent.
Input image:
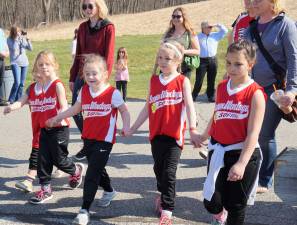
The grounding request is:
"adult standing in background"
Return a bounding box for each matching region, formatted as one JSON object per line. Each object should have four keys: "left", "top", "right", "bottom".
{"left": 153, "top": 7, "right": 200, "bottom": 78}
{"left": 192, "top": 22, "right": 228, "bottom": 102}
{"left": 69, "top": 0, "right": 115, "bottom": 160}
{"left": 245, "top": 0, "right": 297, "bottom": 193}
{"left": 0, "top": 27, "right": 9, "bottom": 105}
{"left": 7, "top": 26, "right": 32, "bottom": 104}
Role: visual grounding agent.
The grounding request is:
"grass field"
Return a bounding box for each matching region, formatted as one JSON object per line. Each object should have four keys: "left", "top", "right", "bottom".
{"left": 26, "top": 35, "right": 228, "bottom": 100}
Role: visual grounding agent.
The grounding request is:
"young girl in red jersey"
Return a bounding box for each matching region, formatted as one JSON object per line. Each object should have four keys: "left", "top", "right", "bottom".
{"left": 195, "top": 40, "right": 266, "bottom": 225}
{"left": 47, "top": 54, "right": 130, "bottom": 225}
{"left": 3, "top": 72, "right": 43, "bottom": 193}
{"left": 127, "top": 41, "right": 198, "bottom": 225}
{"left": 114, "top": 47, "right": 129, "bottom": 102}
{"left": 28, "top": 50, "right": 84, "bottom": 204}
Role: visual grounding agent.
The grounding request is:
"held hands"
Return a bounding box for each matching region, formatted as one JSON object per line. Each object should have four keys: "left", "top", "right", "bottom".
{"left": 45, "top": 116, "right": 61, "bottom": 128}
{"left": 227, "top": 161, "right": 246, "bottom": 182}
{"left": 190, "top": 131, "right": 209, "bottom": 148}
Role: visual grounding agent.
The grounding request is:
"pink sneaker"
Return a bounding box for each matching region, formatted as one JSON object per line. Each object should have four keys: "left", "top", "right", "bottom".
{"left": 155, "top": 196, "right": 162, "bottom": 215}
{"left": 212, "top": 208, "right": 228, "bottom": 225}
{"left": 69, "top": 163, "right": 84, "bottom": 189}
{"left": 159, "top": 213, "right": 172, "bottom": 225}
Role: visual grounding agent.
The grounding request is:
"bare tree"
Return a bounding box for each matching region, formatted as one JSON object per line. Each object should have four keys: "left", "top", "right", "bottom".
{"left": 42, "top": 0, "right": 51, "bottom": 24}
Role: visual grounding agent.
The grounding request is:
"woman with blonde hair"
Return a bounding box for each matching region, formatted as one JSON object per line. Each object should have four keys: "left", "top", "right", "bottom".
{"left": 153, "top": 7, "right": 200, "bottom": 78}
{"left": 69, "top": 0, "right": 115, "bottom": 160}
{"left": 245, "top": 0, "right": 297, "bottom": 193}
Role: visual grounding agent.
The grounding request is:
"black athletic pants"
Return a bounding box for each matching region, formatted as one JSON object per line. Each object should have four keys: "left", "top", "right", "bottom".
{"left": 82, "top": 139, "right": 113, "bottom": 210}
{"left": 38, "top": 127, "right": 76, "bottom": 185}
{"left": 151, "top": 135, "right": 182, "bottom": 212}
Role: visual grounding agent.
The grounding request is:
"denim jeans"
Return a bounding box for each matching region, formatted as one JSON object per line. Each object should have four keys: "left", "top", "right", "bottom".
{"left": 8, "top": 64, "right": 28, "bottom": 103}
{"left": 258, "top": 86, "right": 282, "bottom": 188}
{"left": 72, "top": 76, "right": 84, "bottom": 133}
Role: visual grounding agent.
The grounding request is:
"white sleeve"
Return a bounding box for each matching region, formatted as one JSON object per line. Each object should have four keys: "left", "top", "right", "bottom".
{"left": 76, "top": 89, "right": 82, "bottom": 103}
{"left": 112, "top": 89, "right": 124, "bottom": 108}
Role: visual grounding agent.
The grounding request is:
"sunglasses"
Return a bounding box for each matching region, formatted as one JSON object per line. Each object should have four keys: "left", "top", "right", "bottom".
{"left": 119, "top": 51, "right": 125, "bottom": 53}
{"left": 82, "top": 3, "right": 95, "bottom": 11}
{"left": 171, "top": 15, "right": 182, "bottom": 19}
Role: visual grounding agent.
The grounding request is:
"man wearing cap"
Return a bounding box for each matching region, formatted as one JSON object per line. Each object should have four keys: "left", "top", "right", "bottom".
{"left": 192, "top": 22, "right": 228, "bottom": 102}
{"left": 0, "top": 27, "right": 9, "bottom": 105}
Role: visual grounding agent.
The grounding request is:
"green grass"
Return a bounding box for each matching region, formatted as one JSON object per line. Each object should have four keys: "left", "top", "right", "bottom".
{"left": 26, "top": 34, "right": 228, "bottom": 100}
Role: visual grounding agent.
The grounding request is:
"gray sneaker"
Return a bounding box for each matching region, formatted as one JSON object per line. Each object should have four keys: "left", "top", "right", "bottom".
{"left": 97, "top": 190, "right": 117, "bottom": 207}
{"left": 73, "top": 209, "right": 89, "bottom": 225}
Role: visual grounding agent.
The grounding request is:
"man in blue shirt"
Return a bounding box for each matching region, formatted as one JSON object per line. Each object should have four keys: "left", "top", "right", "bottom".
{"left": 192, "top": 21, "right": 228, "bottom": 102}
{"left": 0, "top": 28, "right": 9, "bottom": 105}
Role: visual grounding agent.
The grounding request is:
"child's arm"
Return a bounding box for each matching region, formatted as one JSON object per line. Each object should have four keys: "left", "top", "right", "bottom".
{"left": 3, "top": 94, "right": 28, "bottom": 115}
{"left": 118, "top": 103, "right": 130, "bottom": 136}
{"left": 56, "top": 83, "right": 69, "bottom": 112}
{"left": 183, "top": 78, "right": 200, "bottom": 145}
{"left": 47, "top": 101, "right": 81, "bottom": 127}
{"left": 228, "top": 90, "right": 265, "bottom": 181}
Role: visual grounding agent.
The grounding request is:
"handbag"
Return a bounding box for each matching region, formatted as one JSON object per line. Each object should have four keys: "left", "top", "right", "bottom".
{"left": 183, "top": 31, "right": 200, "bottom": 70}
{"left": 184, "top": 55, "right": 200, "bottom": 70}
{"left": 250, "top": 19, "right": 297, "bottom": 123}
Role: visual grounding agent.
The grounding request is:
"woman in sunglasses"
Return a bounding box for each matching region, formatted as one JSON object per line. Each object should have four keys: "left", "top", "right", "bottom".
{"left": 153, "top": 7, "right": 200, "bottom": 78}
{"left": 69, "top": 0, "right": 115, "bottom": 161}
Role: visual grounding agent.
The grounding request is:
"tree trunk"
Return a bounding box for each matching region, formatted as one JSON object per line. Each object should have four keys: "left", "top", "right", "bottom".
{"left": 42, "top": 0, "right": 51, "bottom": 24}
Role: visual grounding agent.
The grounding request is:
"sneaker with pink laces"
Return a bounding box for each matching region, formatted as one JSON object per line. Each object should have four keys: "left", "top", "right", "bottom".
{"left": 69, "top": 163, "right": 84, "bottom": 189}
{"left": 29, "top": 187, "right": 53, "bottom": 204}
{"left": 155, "top": 196, "right": 162, "bottom": 215}
{"left": 211, "top": 208, "right": 228, "bottom": 225}
{"left": 159, "top": 213, "right": 172, "bottom": 225}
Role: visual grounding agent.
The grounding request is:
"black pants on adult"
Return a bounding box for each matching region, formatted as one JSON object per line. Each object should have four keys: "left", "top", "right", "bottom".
{"left": 82, "top": 139, "right": 113, "bottom": 210}
{"left": 151, "top": 135, "right": 182, "bottom": 212}
{"left": 192, "top": 57, "right": 218, "bottom": 100}
{"left": 204, "top": 148, "right": 261, "bottom": 225}
{"left": 0, "top": 59, "right": 4, "bottom": 87}
{"left": 116, "top": 80, "right": 127, "bottom": 102}
{"left": 38, "top": 127, "right": 76, "bottom": 185}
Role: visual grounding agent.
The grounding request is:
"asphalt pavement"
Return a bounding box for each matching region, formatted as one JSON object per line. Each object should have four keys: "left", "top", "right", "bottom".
{"left": 0, "top": 97, "right": 296, "bottom": 225}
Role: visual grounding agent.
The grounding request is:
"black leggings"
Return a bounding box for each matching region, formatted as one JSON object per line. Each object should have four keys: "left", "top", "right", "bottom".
{"left": 28, "top": 147, "right": 39, "bottom": 170}
{"left": 116, "top": 80, "right": 127, "bottom": 102}
{"left": 151, "top": 135, "right": 182, "bottom": 211}
{"left": 82, "top": 139, "right": 113, "bottom": 210}
{"left": 204, "top": 148, "right": 261, "bottom": 225}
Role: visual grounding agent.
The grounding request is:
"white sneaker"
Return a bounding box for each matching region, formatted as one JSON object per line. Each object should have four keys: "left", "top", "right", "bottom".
{"left": 97, "top": 190, "right": 117, "bottom": 207}
{"left": 73, "top": 209, "right": 89, "bottom": 225}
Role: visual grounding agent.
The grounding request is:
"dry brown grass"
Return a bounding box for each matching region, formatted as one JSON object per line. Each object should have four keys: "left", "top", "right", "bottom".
{"left": 26, "top": 0, "right": 297, "bottom": 41}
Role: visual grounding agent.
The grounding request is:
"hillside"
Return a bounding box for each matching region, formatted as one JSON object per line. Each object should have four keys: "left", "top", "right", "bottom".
{"left": 26, "top": 0, "right": 297, "bottom": 41}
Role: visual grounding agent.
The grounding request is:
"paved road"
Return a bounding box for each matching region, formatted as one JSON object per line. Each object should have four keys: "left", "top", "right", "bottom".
{"left": 0, "top": 98, "right": 296, "bottom": 225}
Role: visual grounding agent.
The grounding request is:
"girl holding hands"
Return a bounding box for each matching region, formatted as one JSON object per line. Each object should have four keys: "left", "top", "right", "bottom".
{"left": 127, "top": 41, "right": 198, "bottom": 225}
{"left": 47, "top": 54, "right": 130, "bottom": 225}
{"left": 195, "top": 40, "right": 266, "bottom": 225}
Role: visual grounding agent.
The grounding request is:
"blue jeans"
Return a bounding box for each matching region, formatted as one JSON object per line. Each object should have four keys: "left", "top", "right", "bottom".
{"left": 258, "top": 86, "right": 282, "bottom": 188}
{"left": 8, "top": 64, "right": 28, "bottom": 103}
{"left": 72, "top": 76, "right": 84, "bottom": 133}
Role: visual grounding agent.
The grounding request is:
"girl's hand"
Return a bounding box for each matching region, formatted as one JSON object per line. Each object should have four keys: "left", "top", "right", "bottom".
{"left": 191, "top": 132, "right": 208, "bottom": 148}
{"left": 46, "top": 117, "right": 60, "bottom": 128}
{"left": 3, "top": 106, "right": 12, "bottom": 115}
{"left": 227, "top": 162, "right": 246, "bottom": 182}
{"left": 279, "top": 92, "right": 295, "bottom": 108}
{"left": 122, "top": 128, "right": 133, "bottom": 137}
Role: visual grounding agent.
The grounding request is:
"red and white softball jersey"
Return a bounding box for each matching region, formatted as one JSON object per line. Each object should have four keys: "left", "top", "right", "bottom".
{"left": 37, "top": 79, "right": 70, "bottom": 128}
{"left": 233, "top": 14, "right": 254, "bottom": 42}
{"left": 209, "top": 79, "right": 265, "bottom": 145}
{"left": 78, "top": 84, "right": 124, "bottom": 144}
{"left": 27, "top": 82, "right": 43, "bottom": 149}
{"left": 148, "top": 74, "right": 186, "bottom": 148}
